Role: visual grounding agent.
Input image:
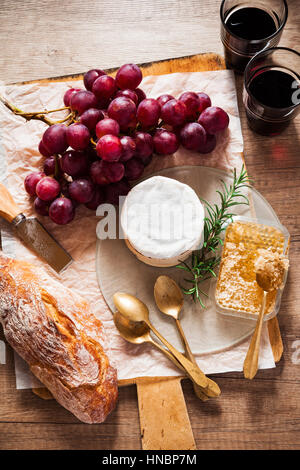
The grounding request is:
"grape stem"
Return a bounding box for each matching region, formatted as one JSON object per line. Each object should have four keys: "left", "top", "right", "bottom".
{"left": 1, "top": 93, "right": 99, "bottom": 149}
{"left": 90, "top": 137, "right": 97, "bottom": 147}
{"left": 15, "top": 106, "right": 70, "bottom": 116}
{"left": 0, "top": 94, "right": 72, "bottom": 127}
{"left": 55, "top": 112, "right": 74, "bottom": 124}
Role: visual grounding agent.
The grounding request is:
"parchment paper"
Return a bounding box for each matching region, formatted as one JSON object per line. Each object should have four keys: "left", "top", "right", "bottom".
{"left": 0, "top": 70, "right": 275, "bottom": 389}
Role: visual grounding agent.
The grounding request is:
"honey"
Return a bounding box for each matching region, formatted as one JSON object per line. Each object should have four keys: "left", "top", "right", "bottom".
{"left": 255, "top": 249, "right": 289, "bottom": 292}
{"left": 215, "top": 221, "right": 286, "bottom": 316}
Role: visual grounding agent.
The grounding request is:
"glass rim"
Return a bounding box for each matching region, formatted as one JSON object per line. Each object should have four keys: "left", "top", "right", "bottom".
{"left": 220, "top": 0, "right": 288, "bottom": 44}
{"left": 244, "top": 46, "right": 300, "bottom": 113}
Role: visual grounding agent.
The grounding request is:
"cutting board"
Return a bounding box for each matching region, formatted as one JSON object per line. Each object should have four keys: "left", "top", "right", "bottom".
{"left": 14, "top": 52, "right": 282, "bottom": 450}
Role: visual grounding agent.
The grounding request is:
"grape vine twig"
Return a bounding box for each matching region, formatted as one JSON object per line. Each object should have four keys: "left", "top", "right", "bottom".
{"left": 176, "top": 165, "right": 252, "bottom": 306}
{"left": 0, "top": 95, "right": 74, "bottom": 126}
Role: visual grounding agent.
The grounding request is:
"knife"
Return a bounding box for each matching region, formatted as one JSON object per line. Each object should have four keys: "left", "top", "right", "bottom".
{"left": 0, "top": 182, "right": 72, "bottom": 273}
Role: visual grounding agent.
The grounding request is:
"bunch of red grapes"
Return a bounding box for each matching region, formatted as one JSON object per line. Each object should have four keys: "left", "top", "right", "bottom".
{"left": 24, "top": 63, "right": 229, "bottom": 225}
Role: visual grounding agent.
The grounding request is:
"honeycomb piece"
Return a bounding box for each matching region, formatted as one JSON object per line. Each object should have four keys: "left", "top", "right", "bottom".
{"left": 215, "top": 221, "right": 286, "bottom": 316}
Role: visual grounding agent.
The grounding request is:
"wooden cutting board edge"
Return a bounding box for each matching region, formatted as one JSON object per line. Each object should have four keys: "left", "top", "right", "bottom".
{"left": 11, "top": 52, "right": 226, "bottom": 85}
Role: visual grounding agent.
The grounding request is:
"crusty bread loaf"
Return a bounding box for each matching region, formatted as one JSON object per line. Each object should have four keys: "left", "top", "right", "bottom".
{"left": 0, "top": 254, "right": 118, "bottom": 423}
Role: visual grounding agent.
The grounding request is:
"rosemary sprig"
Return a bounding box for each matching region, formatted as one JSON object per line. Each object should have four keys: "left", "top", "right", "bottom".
{"left": 176, "top": 165, "right": 251, "bottom": 305}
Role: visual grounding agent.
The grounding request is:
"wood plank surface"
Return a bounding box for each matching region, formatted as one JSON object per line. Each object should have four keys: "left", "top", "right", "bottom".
{"left": 0, "top": 0, "right": 300, "bottom": 451}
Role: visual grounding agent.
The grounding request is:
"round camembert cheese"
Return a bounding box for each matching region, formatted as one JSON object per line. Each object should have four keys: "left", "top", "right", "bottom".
{"left": 121, "top": 176, "right": 205, "bottom": 267}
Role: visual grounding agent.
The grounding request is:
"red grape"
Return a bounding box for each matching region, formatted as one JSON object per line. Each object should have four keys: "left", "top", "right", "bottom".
{"left": 60, "top": 181, "right": 80, "bottom": 208}
{"left": 79, "top": 108, "right": 104, "bottom": 131}
{"left": 101, "top": 161, "right": 125, "bottom": 183}
{"left": 63, "top": 88, "right": 81, "bottom": 107}
{"left": 95, "top": 118, "right": 120, "bottom": 138}
{"left": 198, "top": 133, "right": 217, "bottom": 154}
{"left": 92, "top": 75, "right": 116, "bottom": 101}
{"left": 60, "top": 180, "right": 71, "bottom": 198}
{"left": 197, "top": 92, "right": 211, "bottom": 113}
{"left": 161, "top": 99, "right": 187, "bottom": 127}
{"left": 135, "top": 88, "right": 146, "bottom": 104}
{"left": 42, "top": 124, "right": 68, "bottom": 155}
{"left": 124, "top": 158, "right": 144, "bottom": 181}
{"left": 24, "top": 171, "right": 45, "bottom": 196}
{"left": 157, "top": 94, "right": 174, "bottom": 108}
{"left": 107, "top": 97, "right": 136, "bottom": 131}
{"left": 198, "top": 106, "right": 229, "bottom": 134}
{"left": 66, "top": 123, "right": 90, "bottom": 151}
{"left": 34, "top": 197, "right": 49, "bottom": 216}
{"left": 180, "top": 122, "right": 207, "bottom": 151}
{"left": 84, "top": 69, "right": 106, "bottom": 91}
{"left": 141, "top": 154, "right": 153, "bottom": 167}
{"left": 90, "top": 160, "right": 110, "bottom": 185}
{"left": 179, "top": 92, "right": 200, "bottom": 120}
{"left": 69, "top": 178, "right": 95, "bottom": 204}
{"left": 125, "top": 115, "right": 138, "bottom": 132}
{"left": 137, "top": 99, "right": 161, "bottom": 128}
{"left": 115, "top": 64, "right": 142, "bottom": 90}
{"left": 96, "top": 134, "right": 122, "bottom": 162}
{"left": 105, "top": 179, "right": 130, "bottom": 205}
{"left": 36, "top": 176, "right": 61, "bottom": 201}
{"left": 171, "top": 125, "right": 182, "bottom": 137}
{"left": 60, "top": 150, "right": 89, "bottom": 177}
{"left": 134, "top": 131, "right": 153, "bottom": 161}
{"left": 86, "top": 146, "right": 98, "bottom": 163}
{"left": 85, "top": 187, "right": 105, "bottom": 210}
{"left": 49, "top": 197, "right": 75, "bottom": 225}
{"left": 119, "top": 135, "right": 136, "bottom": 162}
{"left": 115, "top": 89, "right": 138, "bottom": 105}
{"left": 38, "top": 139, "right": 52, "bottom": 157}
{"left": 70, "top": 90, "right": 98, "bottom": 115}
{"left": 153, "top": 129, "right": 179, "bottom": 155}
{"left": 43, "top": 156, "right": 56, "bottom": 176}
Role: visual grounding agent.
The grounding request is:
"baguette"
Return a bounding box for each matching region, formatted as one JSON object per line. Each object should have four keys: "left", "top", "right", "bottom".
{"left": 0, "top": 254, "right": 118, "bottom": 423}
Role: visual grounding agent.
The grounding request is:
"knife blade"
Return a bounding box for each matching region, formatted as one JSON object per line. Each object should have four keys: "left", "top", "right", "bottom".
{"left": 0, "top": 182, "right": 72, "bottom": 273}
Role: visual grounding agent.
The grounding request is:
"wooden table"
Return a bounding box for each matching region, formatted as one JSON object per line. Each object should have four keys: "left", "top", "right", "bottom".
{"left": 0, "top": 0, "right": 299, "bottom": 451}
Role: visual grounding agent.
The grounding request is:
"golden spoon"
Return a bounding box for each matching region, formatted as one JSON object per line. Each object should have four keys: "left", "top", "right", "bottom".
{"left": 154, "top": 275, "right": 220, "bottom": 399}
{"left": 113, "top": 292, "right": 209, "bottom": 389}
{"left": 243, "top": 288, "right": 267, "bottom": 380}
{"left": 113, "top": 310, "right": 191, "bottom": 374}
{"left": 243, "top": 251, "right": 288, "bottom": 379}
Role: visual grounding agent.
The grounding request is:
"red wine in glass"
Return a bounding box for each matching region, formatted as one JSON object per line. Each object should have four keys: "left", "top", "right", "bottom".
{"left": 226, "top": 8, "right": 277, "bottom": 41}
{"left": 243, "top": 47, "right": 300, "bottom": 136}
{"left": 220, "top": 1, "right": 288, "bottom": 73}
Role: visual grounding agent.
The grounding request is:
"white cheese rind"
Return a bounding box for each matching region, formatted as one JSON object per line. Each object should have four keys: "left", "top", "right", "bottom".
{"left": 121, "top": 176, "right": 204, "bottom": 261}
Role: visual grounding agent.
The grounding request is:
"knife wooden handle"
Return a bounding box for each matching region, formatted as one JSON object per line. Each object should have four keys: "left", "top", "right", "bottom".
{"left": 0, "top": 183, "right": 21, "bottom": 223}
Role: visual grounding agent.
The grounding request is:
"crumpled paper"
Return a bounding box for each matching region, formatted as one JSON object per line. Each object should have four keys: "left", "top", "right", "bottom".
{"left": 0, "top": 69, "right": 275, "bottom": 389}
